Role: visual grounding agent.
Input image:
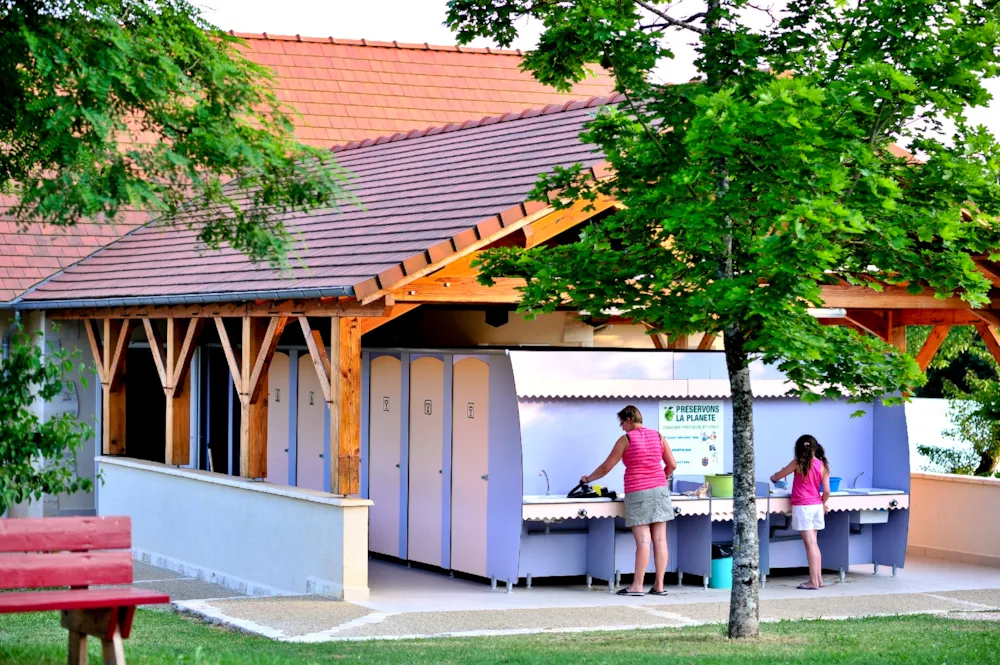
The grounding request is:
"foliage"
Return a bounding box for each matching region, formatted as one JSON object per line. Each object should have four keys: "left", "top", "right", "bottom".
{"left": 447, "top": 0, "right": 1000, "bottom": 637}
{"left": 916, "top": 443, "right": 979, "bottom": 475}
{"left": 0, "top": 325, "right": 94, "bottom": 514}
{"left": 0, "top": 0, "right": 350, "bottom": 264}
{"left": 3, "top": 609, "right": 1000, "bottom": 664}
{"left": 941, "top": 371, "right": 1000, "bottom": 475}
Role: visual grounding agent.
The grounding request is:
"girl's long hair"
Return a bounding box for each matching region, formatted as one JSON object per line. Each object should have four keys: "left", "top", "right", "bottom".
{"left": 795, "top": 434, "right": 830, "bottom": 477}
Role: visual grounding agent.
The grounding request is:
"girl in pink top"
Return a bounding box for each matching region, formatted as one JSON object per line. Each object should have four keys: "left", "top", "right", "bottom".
{"left": 770, "top": 434, "right": 831, "bottom": 590}
{"left": 581, "top": 405, "right": 678, "bottom": 596}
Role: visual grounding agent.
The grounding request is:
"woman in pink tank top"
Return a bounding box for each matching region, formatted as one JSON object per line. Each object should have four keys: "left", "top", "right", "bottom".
{"left": 770, "top": 434, "right": 831, "bottom": 590}
{"left": 581, "top": 405, "right": 678, "bottom": 596}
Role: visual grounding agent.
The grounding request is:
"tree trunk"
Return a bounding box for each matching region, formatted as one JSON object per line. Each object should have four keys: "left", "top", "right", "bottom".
{"left": 724, "top": 326, "right": 760, "bottom": 638}
{"left": 974, "top": 450, "right": 999, "bottom": 476}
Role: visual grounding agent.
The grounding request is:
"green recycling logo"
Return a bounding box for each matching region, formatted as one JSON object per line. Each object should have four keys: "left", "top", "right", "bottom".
{"left": 664, "top": 407, "right": 675, "bottom": 422}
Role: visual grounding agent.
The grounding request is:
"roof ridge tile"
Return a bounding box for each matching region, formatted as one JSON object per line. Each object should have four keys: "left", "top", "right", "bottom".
{"left": 329, "top": 92, "right": 625, "bottom": 155}
{"left": 227, "top": 30, "right": 525, "bottom": 56}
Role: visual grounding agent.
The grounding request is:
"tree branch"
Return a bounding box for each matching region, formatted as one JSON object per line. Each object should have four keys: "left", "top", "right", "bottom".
{"left": 634, "top": 1, "right": 708, "bottom": 34}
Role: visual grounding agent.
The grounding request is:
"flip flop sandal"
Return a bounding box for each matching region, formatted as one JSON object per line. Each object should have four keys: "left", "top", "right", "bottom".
{"left": 648, "top": 588, "right": 669, "bottom": 596}
{"left": 796, "top": 583, "right": 820, "bottom": 590}
{"left": 616, "top": 588, "right": 645, "bottom": 596}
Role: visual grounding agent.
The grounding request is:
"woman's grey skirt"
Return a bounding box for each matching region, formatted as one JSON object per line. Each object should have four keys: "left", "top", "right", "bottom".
{"left": 624, "top": 485, "right": 675, "bottom": 527}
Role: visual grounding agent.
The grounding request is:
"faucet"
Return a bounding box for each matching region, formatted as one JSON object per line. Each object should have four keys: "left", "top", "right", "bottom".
{"left": 539, "top": 470, "right": 550, "bottom": 495}
{"left": 851, "top": 471, "right": 865, "bottom": 489}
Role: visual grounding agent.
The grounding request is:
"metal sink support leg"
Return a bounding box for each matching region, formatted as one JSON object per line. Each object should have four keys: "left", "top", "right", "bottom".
{"left": 506, "top": 580, "right": 513, "bottom": 594}
{"left": 586, "top": 575, "right": 593, "bottom": 589}
{"left": 490, "top": 577, "right": 497, "bottom": 591}
{"left": 608, "top": 577, "right": 614, "bottom": 594}
{"left": 614, "top": 570, "right": 621, "bottom": 588}
{"left": 677, "top": 572, "right": 684, "bottom": 587}
{"left": 873, "top": 561, "right": 879, "bottom": 575}
{"left": 761, "top": 574, "right": 766, "bottom": 589}
{"left": 839, "top": 568, "right": 846, "bottom": 583}
{"left": 526, "top": 574, "right": 532, "bottom": 589}
{"left": 703, "top": 575, "right": 709, "bottom": 590}
{"left": 892, "top": 565, "right": 898, "bottom": 577}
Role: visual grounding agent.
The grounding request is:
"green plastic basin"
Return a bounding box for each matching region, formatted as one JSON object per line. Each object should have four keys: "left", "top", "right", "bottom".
{"left": 706, "top": 474, "right": 734, "bottom": 498}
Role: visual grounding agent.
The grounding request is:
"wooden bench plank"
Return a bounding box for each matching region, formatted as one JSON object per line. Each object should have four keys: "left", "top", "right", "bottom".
{"left": 0, "top": 552, "right": 133, "bottom": 590}
{"left": 0, "top": 516, "right": 131, "bottom": 553}
{"left": 0, "top": 588, "right": 169, "bottom": 614}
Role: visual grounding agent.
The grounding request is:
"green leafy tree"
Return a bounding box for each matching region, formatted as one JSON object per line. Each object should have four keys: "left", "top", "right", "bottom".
{"left": 1, "top": 0, "right": 349, "bottom": 263}
{"left": 448, "top": 0, "right": 1000, "bottom": 637}
{"left": 941, "top": 371, "right": 1000, "bottom": 475}
{"left": 1, "top": 325, "right": 94, "bottom": 515}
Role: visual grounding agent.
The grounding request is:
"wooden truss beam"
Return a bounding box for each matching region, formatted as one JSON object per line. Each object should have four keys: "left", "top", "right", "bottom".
{"left": 83, "top": 320, "right": 133, "bottom": 455}
{"left": 975, "top": 323, "right": 1000, "bottom": 366}
{"left": 45, "top": 297, "right": 390, "bottom": 321}
{"left": 915, "top": 325, "right": 951, "bottom": 372}
{"left": 844, "top": 310, "right": 888, "bottom": 340}
{"left": 141, "top": 318, "right": 206, "bottom": 465}
{"left": 698, "top": 333, "right": 718, "bottom": 350}
{"left": 359, "top": 303, "right": 421, "bottom": 335}
{"left": 211, "top": 316, "right": 287, "bottom": 478}
{"left": 819, "top": 284, "right": 1000, "bottom": 310}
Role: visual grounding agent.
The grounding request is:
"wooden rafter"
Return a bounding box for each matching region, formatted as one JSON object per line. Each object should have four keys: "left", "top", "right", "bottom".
{"left": 524, "top": 197, "right": 618, "bottom": 248}
{"left": 171, "top": 318, "right": 203, "bottom": 392}
{"left": 971, "top": 310, "right": 1000, "bottom": 328}
{"left": 698, "top": 333, "right": 718, "bottom": 350}
{"left": 359, "top": 303, "right": 421, "bottom": 335}
{"left": 820, "top": 284, "right": 1000, "bottom": 310}
{"left": 915, "top": 325, "right": 951, "bottom": 372}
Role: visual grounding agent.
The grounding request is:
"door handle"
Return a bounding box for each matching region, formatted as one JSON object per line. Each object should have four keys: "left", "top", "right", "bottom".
{"left": 396, "top": 463, "right": 400, "bottom": 468}
{"left": 481, "top": 474, "right": 488, "bottom": 481}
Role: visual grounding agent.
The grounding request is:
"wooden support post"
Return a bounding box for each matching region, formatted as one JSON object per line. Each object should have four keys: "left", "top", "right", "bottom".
{"left": 334, "top": 317, "right": 362, "bottom": 495}
{"left": 87, "top": 319, "right": 133, "bottom": 456}
{"left": 240, "top": 316, "right": 267, "bottom": 479}
{"left": 667, "top": 334, "right": 689, "bottom": 349}
{"left": 887, "top": 311, "right": 906, "bottom": 352}
{"left": 915, "top": 325, "right": 951, "bottom": 372}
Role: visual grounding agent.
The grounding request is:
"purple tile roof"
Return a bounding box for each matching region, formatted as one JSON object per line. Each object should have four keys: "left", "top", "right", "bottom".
{"left": 23, "top": 95, "right": 622, "bottom": 306}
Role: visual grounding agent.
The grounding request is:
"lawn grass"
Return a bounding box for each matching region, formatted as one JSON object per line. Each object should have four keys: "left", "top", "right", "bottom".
{"left": 1, "top": 609, "right": 998, "bottom": 664}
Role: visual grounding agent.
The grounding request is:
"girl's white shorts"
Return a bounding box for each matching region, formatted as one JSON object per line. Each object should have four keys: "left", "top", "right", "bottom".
{"left": 791, "top": 504, "right": 825, "bottom": 531}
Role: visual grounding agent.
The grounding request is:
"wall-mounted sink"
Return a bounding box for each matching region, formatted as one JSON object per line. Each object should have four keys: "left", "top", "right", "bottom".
{"left": 842, "top": 488, "right": 905, "bottom": 495}
{"left": 522, "top": 495, "right": 617, "bottom": 504}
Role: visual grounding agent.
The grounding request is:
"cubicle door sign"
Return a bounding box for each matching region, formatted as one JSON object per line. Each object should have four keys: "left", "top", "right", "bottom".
{"left": 658, "top": 400, "right": 724, "bottom": 475}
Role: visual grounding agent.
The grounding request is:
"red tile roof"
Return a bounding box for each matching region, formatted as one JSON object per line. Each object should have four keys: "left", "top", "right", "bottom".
{"left": 233, "top": 32, "right": 616, "bottom": 147}
{"left": 24, "top": 96, "right": 622, "bottom": 306}
{"left": 2, "top": 34, "right": 616, "bottom": 303}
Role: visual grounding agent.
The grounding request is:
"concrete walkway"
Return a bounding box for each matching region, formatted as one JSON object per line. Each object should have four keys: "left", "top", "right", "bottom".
{"left": 169, "top": 557, "right": 1000, "bottom": 642}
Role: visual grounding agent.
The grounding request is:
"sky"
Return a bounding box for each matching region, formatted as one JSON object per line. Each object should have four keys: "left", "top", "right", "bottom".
{"left": 195, "top": 0, "right": 997, "bottom": 138}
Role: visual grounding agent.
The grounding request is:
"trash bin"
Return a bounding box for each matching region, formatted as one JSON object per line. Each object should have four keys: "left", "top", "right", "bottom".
{"left": 710, "top": 543, "right": 734, "bottom": 589}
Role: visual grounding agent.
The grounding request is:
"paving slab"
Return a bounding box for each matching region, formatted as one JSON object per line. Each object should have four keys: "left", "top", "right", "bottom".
{"left": 205, "top": 597, "right": 372, "bottom": 637}
{"left": 933, "top": 588, "right": 1000, "bottom": 608}
{"left": 333, "top": 606, "right": 683, "bottom": 639}
{"left": 948, "top": 611, "right": 1000, "bottom": 622}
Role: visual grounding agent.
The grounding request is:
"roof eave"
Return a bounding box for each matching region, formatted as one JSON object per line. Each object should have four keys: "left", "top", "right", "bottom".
{"left": 9, "top": 286, "right": 356, "bottom": 311}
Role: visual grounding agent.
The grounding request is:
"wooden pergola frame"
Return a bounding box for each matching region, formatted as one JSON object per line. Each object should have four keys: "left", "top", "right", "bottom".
{"left": 70, "top": 297, "right": 386, "bottom": 495}
{"left": 55, "top": 197, "right": 1000, "bottom": 497}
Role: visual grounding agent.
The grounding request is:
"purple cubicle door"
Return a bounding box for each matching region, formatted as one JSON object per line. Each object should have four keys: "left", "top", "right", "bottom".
{"left": 367, "top": 354, "right": 403, "bottom": 559}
